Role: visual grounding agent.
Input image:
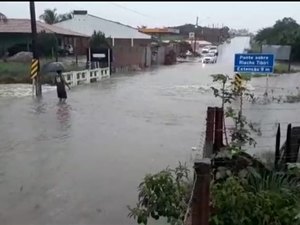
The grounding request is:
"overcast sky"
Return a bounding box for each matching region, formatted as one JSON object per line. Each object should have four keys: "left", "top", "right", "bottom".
{"left": 1, "top": 1, "right": 300, "bottom": 32}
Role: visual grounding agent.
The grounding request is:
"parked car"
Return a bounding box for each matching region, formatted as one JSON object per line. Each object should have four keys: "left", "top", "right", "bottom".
{"left": 202, "top": 46, "right": 211, "bottom": 52}
{"left": 58, "top": 44, "right": 74, "bottom": 56}
{"left": 208, "top": 46, "right": 218, "bottom": 56}
{"left": 201, "top": 49, "right": 209, "bottom": 55}
{"left": 202, "top": 53, "right": 217, "bottom": 64}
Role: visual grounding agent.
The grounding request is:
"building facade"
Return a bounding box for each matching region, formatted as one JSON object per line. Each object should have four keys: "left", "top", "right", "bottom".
{"left": 55, "top": 11, "right": 152, "bottom": 71}
{"left": 0, "top": 19, "right": 89, "bottom": 57}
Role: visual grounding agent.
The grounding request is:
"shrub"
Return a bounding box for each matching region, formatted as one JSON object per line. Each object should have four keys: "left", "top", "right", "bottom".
{"left": 36, "top": 31, "right": 58, "bottom": 57}
{"left": 211, "top": 175, "right": 300, "bottom": 225}
{"left": 89, "top": 30, "right": 110, "bottom": 48}
{"left": 128, "top": 163, "right": 191, "bottom": 225}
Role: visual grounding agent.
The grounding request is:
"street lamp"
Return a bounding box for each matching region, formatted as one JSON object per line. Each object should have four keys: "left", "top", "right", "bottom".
{"left": 30, "top": 1, "right": 42, "bottom": 97}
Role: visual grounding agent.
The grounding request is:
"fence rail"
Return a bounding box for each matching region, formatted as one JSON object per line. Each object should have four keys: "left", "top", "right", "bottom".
{"left": 62, "top": 67, "right": 110, "bottom": 87}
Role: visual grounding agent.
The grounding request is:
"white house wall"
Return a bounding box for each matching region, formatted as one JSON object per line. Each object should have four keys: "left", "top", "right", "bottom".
{"left": 55, "top": 14, "right": 151, "bottom": 40}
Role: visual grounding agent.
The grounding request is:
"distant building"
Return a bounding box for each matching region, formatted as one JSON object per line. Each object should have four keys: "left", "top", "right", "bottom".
{"left": 229, "top": 28, "right": 250, "bottom": 36}
{"left": 0, "top": 18, "right": 89, "bottom": 56}
{"left": 138, "top": 27, "right": 180, "bottom": 37}
{"left": 187, "top": 40, "right": 212, "bottom": 53}
{"left": 138, "top": 27, "right": 184, "bottom": 43}
{"left": 55, "top": 10, "right": 152, "bottom": 71}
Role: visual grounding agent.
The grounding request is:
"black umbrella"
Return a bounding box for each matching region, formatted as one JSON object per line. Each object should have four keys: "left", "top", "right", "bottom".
{"left": 41, "top": 62, "right": 65, "bottom": 74}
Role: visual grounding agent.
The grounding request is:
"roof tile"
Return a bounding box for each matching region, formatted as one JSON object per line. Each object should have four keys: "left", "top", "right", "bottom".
{"left": 0, "top": 19, "right": 88, "bottom": 37}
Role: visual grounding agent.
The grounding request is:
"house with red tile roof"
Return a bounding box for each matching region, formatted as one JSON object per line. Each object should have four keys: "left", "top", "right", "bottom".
{"left": 0, "top": 18, "right": 89, "bottom": 56}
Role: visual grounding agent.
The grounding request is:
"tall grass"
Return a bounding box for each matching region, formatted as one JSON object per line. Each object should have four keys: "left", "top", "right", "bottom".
{"left": 240, "top": 63, "right": 297, "bottom": 80}
{"left": 0, "top": 62, "right": 31, "bottom": 83}
{"left": 0, "top": 61, "right": 85, "bottom": 84}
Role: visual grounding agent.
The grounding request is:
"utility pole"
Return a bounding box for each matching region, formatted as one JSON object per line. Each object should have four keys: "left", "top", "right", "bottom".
{"left": 194, "top": 16, "right": 198, "bottom": 55}
{"left": 30, "top": 1, "right": 42, "bottom": 97}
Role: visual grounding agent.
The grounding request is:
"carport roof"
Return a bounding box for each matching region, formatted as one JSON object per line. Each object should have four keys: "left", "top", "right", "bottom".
{"left": 0, "top": 19, "right": 89, "bottom": 37}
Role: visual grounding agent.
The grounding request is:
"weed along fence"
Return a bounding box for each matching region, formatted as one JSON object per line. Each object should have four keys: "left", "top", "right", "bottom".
{"left": 62, "top": 67, "right": 110, "bottom": 87}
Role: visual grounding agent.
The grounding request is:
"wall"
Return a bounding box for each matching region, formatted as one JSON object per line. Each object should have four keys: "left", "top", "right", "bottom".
{"left": 157, "top": 47, "right": 166, "bottom": 65}
{"left": 60, "top": 35, "right": 89, "bottom": 55}
{"left": 143, "top": 46, "right": 151, "bottom": 67}
{"left": 151, "top": 45, "right": 178, "bottom": 66}
{"left": 109, "top": 38, "right": 152, "bottom": 72}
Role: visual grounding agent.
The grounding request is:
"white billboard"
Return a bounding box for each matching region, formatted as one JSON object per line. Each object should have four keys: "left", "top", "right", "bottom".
{"left": 262, "top": 45, "right": 291, "bottom": 61}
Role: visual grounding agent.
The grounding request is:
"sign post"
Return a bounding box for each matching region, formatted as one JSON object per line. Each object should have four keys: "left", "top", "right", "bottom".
{"left": 234, "top": 53, "right": 275, "bottom": 96}
{"left": 29, "top": 1, "right": 42, "bottom": 97}
{"left": 108, "top": 48, "right": 111, "bottom": 75}
{"left": 30, "top": 58, "right": 39, "bottom": 95}
{"left": 265, "top": 74, "right": 269, "bottom": 97}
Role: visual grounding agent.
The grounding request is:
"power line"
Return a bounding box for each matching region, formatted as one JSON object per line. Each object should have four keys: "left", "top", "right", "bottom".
{"left": 110, "top": 3, "right": 154, "bottom": 19}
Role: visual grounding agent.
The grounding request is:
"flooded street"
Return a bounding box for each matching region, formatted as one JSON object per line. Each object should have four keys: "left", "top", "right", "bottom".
{"left": 0, "top": 37, "right": 300, "bottom": 224}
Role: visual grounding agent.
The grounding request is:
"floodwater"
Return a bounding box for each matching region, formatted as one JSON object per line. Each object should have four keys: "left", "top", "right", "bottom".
{"left": 0, "top": 37, "right": 299, "bottom": 225}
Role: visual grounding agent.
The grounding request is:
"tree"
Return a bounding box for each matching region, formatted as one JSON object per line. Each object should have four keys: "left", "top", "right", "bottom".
{"left": 178, "top": 41, "right": 192, "bottom": 54}
{"left": 39, "top": 8, "right": 59, "bottom": 24}
{"left": 39, "top": 9, "right": 73, "bottom": 24}
{"left": 255, "top": 17, "right": 300, "bottom": 45}
{"left": 254, "top": 17, "right": 300, "bottom": 61}
{"left": 255, "top": 27, "right": 274, "bottom": 44}
{"left": 58, "top": 12, "right": 73, "bottom": 22}
{"left": 36, "top": 31, "right": 58, "bottom": 57}
{"left": 89, "top": 30, "right": 110, "bottom": 48}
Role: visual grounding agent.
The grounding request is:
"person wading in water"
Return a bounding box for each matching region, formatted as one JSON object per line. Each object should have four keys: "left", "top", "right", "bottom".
{"left": 55, "top": 70, "right": 70, "bottom": 102}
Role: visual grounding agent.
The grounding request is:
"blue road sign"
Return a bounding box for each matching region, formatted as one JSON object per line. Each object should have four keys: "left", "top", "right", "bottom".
{"left": 234, "top": 53, "right": 275, "bottom": 74}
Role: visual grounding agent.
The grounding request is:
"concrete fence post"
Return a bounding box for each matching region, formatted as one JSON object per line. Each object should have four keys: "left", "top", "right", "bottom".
{"left": 203, "top": 107, "right": 216, "bottom": 158}
{"left": 72, "top": 71, "right": 77, "bottom": 86}
{"left": 192, "top": 158, "right": 211, "bottom": 225}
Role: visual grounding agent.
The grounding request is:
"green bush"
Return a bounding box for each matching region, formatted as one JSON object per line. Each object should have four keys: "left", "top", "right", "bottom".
{"left": 211, "top": 174, "right": 300, "bottom": 225}
{"left": 36, "top": 31, "right": 58, "bottom": 57}
{"left": 90, "top": 30, "right": 110, "bottom": 48}
{"left": 128, "top": 163, "right": 191, "bottom": 225}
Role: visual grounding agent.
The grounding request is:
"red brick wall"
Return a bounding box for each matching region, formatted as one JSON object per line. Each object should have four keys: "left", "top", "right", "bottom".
{"left": 74, "top": 37, "right": 151, "bottom": 69}
{"left": 112, "top": 45, "right": 146, "bottom": 68}
{"left": 75, "top": 37, "right": 89, "bottom": 55}
{"left": 111, "top": 38, "right": 151, "bottom": 47}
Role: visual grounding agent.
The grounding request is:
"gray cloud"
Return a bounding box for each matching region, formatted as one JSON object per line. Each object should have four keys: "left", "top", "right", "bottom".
{"left": 1, "top": 1, "right": 300, "bottom": 32}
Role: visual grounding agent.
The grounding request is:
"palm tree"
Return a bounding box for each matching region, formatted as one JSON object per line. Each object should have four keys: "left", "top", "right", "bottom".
{"left": 0, "top": 12, "right": 8, "bottom": 23}
{"left": 39, "top": 8, "right": 59, "bottom": 24}
{"left": 58, "top": 12, "right": 73, "bottom": 22}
